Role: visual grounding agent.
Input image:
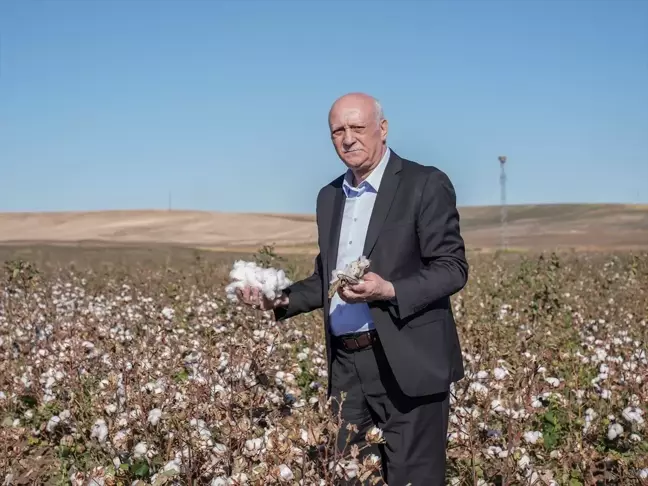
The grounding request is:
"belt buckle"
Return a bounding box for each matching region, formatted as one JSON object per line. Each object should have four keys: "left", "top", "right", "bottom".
{"left": 337, "top": 331, "right": 373, "bottom": 351}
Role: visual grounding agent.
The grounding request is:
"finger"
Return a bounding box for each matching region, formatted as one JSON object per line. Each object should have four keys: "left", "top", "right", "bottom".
{"left": 261, "top": 295, "right": 273, "bottom": 310}
{"left": 340, "top": 288, "right": 361, "bottom": 303}
{"left": 345, "top": 282, "right": 366, "bottom": 295}
{"left": 337, "top": 288, "right": 350, "bottom": 302}
{"left": 238, "top": 287, "right": 248, "bottom": 303}
{"left": 348, "top": 283, "right": 367, "bottom": 293}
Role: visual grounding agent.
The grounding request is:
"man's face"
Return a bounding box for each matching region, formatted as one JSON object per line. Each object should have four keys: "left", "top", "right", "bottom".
{"left": 328, "top": 98, "right": 388, "bottom": 175}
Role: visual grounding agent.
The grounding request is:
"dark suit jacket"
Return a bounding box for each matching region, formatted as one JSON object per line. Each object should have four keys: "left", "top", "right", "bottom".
{"left": 274, "top": 150, "right": 469, "bottom": 398}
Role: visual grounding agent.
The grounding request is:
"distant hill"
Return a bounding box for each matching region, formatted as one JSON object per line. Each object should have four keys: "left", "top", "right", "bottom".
{"left": 1, "top": 204, "right": 647, "bottom": 252}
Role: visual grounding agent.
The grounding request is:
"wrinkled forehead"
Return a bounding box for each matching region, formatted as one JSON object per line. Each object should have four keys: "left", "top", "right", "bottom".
{"left": 329, "top": 107, "right": 371, "bottom": 129}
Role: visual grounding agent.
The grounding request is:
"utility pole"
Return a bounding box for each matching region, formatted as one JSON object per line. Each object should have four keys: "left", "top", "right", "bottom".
{"left": 498, "top": 156, "right": 508, "bottom": 250}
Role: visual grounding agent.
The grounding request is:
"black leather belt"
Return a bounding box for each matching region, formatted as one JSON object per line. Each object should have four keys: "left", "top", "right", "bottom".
{"left": 332, "top": 329, "right": 378, "bottom": 351}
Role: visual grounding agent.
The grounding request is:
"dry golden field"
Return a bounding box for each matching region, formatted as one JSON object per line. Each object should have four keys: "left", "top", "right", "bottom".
{"left": 1, "top": 203, "right": 648, "bottom": 253}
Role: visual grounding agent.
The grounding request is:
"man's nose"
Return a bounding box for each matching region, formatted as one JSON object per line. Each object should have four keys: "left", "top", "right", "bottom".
{"left": 342, "top": 129, "right": 355, "bottom": 147}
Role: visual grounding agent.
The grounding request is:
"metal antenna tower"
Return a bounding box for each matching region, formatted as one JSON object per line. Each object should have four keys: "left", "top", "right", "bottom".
{"left": 498, "top": 156, "right": 508, "bottom": 250}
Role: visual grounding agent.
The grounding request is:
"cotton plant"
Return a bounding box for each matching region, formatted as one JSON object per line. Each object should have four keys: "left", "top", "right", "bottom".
{"left": 2, "top": 251, "right": 648, "bottom": 485}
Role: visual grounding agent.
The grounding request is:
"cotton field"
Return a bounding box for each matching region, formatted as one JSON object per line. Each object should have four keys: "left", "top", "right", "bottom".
{"left": 0, "top": 246, "right": 646, "bottom": 485}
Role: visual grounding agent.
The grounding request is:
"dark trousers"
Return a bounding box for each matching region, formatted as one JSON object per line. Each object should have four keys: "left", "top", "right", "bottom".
{"left": 328, "top": 335, "right": 450, "bottom": 486}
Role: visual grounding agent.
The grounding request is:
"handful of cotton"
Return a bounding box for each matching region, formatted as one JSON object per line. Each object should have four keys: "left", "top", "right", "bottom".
{"left": 328, "top": 256, "right": 371, "bottom": 299}
{"left": 225, "top": 260, "right": 292, "bottom": 302}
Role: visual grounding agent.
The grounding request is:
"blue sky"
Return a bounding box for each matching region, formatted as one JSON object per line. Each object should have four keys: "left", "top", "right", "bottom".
{"left": 1, "top": 0, "right": 647, "bottom": 213}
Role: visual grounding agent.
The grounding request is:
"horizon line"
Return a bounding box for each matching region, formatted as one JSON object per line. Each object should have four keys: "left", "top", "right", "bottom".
{"left": 2, "top": 201, "right": 648, "bottom": 216}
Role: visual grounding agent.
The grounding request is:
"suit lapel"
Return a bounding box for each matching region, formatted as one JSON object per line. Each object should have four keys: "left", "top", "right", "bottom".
{"left": 362, "top": 151, "right": 403, "bottom": 258}
{"left": 326, "top": 179, "right": 346, "bottom": 282}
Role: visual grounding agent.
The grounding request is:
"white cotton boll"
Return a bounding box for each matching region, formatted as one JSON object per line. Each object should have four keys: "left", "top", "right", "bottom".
{"left": 91, "top": 419, "right": 109, "bottom": 443}
{"left": 46, "top": 416, "right": 61, "bottom": 433}
{"left": 225, "top": 261, "right": 291, "bottom": 302}
{"left": 133, "top": 441, "right": 148, "bottom": 458}
{"left": 607, "top": 423, "right": 624, "bottom": 440}
{"left": 275, "top": 371, "right": 285, "bottom": 385}
{"left": 523, "top": 431, "right": 543, "bottom": 444}
{"left": 622, "top": 407, "right": 644, "bottom": 426}
{"left": 545, "top": 377, "right": 560, "bottom": 387}
{"left": 493, "top": 367, "right": 509, "bottom": 380}
{"left": 112, "top": 429, "right": 130, "bottom": 450}
{"left": 148, "top": 408, "right": 162, "bottom": 426}
{"left": 486, "top": 446, "right": 503, "bottom": 457}
{"left": 244, "top": 437, "right": 264, "bottom": 455}
{"left": 262, "top": 274, "right": 278, "bottom": 300}
{"left": 244, "top": 267, "right": 260, "bottom": 287}
{"left": 468, "top": 382, "right": 488, "bottom": 396}
{"left": 229, "top": 261, "right": 247, "bottom": 282}
{"left": 162, "top": 458, "right": 181, "bottom": 474}
{"left": 210, "top": 477, "right": 232, "bottom": 486}
{"left": 278, "top": 464, "right": 293, "bottom": 481}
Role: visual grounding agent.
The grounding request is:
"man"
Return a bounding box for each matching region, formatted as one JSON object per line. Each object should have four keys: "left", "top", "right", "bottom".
{"left": 237, "top": 92, "right": 468, "bottom": 485}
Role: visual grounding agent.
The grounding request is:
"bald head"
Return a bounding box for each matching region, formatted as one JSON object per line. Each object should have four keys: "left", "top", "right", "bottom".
{"left": 329, "top": 92, "right": 384, "bottom": 126}
{"left": 328, "top": 92, "right": 388, "bottom": 182}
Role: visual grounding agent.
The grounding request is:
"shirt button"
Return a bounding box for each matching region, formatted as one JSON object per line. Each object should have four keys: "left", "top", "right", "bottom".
{"left": 353, "top": 218, "right": 357, "bottom": 222}
{"left": 349, "top": 241, "right": 352, "bottom": 245}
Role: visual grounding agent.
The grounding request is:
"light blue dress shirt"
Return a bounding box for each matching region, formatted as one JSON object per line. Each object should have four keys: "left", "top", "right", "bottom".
{"left": 329, "top": 147, "right": 391, "bottom": 336}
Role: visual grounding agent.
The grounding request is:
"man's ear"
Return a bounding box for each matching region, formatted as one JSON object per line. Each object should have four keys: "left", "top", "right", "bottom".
{"left": 380, "top": 119, "right": 388, "bottom": 141}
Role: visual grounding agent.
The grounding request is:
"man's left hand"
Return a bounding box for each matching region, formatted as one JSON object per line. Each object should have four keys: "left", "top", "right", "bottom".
{"left": 338, "top": 272, "right": 395, "bottom": 303}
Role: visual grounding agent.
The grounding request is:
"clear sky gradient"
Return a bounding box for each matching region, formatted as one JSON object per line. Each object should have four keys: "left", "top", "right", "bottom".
{"left": 1, "top": 0, "right": 647, "bottom": 213}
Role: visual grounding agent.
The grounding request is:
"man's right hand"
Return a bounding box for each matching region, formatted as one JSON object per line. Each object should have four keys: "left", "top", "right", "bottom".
{"left": 235, "top": 286, "right": 289, "bottom": 311}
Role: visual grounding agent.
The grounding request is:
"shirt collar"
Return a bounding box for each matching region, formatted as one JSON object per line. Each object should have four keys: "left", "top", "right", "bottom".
{"left": 342, "top": 147, "right": 391, "bottom": 198}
